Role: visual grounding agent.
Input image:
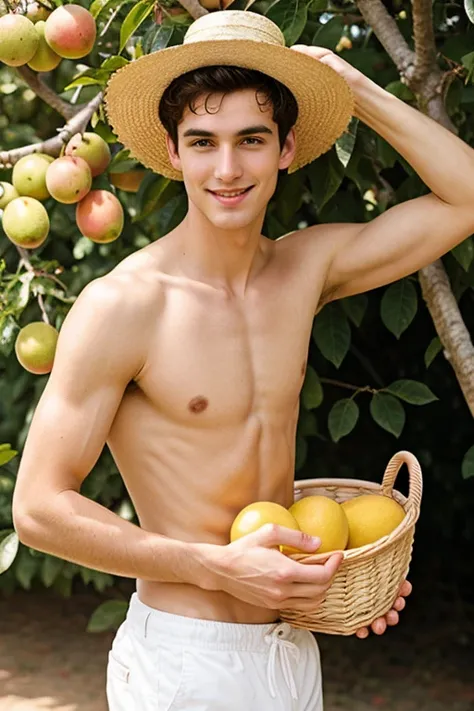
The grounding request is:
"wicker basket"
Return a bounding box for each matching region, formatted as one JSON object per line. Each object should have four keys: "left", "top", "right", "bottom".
{"left": 279, "top": 450, "right": 422, "bottom": 636}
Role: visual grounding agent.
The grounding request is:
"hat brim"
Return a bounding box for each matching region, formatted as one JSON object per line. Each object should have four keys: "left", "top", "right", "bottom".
{"left": 105, "top": 39, "right": 354, "bottom": 181}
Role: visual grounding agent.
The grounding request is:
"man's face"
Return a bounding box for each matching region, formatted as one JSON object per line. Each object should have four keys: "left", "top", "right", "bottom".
{"left": 166, "top": 88, "right": 296, "bottom": 231}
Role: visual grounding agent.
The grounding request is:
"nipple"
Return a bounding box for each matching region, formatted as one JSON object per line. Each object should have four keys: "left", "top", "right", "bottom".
{"left": 188, "top": 396, "right": 209, "bottom": 414}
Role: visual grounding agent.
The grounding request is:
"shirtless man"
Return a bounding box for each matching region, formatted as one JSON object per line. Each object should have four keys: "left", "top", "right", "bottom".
{"left": 12, "top": 9, "right": 474, "bottom": 711}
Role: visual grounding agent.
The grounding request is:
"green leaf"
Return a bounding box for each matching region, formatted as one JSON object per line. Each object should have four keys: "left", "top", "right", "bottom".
{"left": 385, "top": 81, "right": 415, "bottom": 101}
{"left": 100, "top": 56, "right": 129, "bottom": 72}
{"left": 0, "top": 531, "right": 19, "bottom": 574}
{"left": 451, "top": 237, "right": 474, "bottom": 272}
{"left": 0, "top": 315, "right": 19, "bottom": 358}
{"left": 424, "top": 336, "right": 443, "bottom": 368}
{"left": 295, "top": 434, "right": 308, "bottom": 471}
{"left": 15, "top": 547, "right": 39, "bottom": 589}
{"left": 89, "top": 0, "right": 134, "bottom": 19}
{"left": 64, "top": 77, "right": 104, "bottom": 91}
{"left": 143, "top": 23, "right": 174, "bottom": 53}
{"left": 328, "top": 398, "right": 359, "bottom": 442}
{"left": 307, "top": 148, "right": 344, "bottom": 212}
{"left": 120, "top": 0, "right": 155, "bottom": 53}
{"left": 301, "top": 365, "right": 323, "bottom": 409}
{"left": 340, "top": 294, "right": 368, "bottom": 327}
{"left": 266, "top": 0, "right": 310, "bottom": 46}
{"left": 41, "top": 555, "right": 64, "bottom": 587}
{"left": 370, "top": 393, "right": 405, "bottom": 438}
{"left": 313, "top": 302, "right": 351, "bottom": 368}
{"left": 384, "top": 379, "right": 438, "bottom": 405}
{"left": 335, "top": 117, "right": 359, "bottom": 168}
{"left": 462, "top": 445, "right": 474, "bottom": 479}
{"left": 312, "top": 16, "right": 344, "bottom": 50}
{"left": 461, "top": 51, "right": 474, "bottom": 82}
{"left": 464, "top": 0, "right": 474, "bottom": 24}
{"left": 87, "top": 600, "right": 128, "bottom": 632}
{"left": 0, "top": 444, "right": 18, "bottom": 467}
{"left": 108, "top": 148, "right": 139, "bottom": 173}
{"left": 380, "top": 279, "right": 418, "bottom": 339}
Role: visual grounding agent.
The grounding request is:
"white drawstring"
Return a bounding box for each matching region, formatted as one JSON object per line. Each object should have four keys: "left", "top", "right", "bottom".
{"left": 264, "top": 623, "right": 300, "bottom": 700}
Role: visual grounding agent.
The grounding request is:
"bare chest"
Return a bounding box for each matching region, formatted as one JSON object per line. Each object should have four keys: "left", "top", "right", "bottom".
{"left": 135, "top": 283, "right": 316, "bottom": 426}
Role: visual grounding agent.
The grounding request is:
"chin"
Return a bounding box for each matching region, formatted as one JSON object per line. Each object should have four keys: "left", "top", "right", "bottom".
{"left": 208, "top": 213, "right": 255, "bottom": 230}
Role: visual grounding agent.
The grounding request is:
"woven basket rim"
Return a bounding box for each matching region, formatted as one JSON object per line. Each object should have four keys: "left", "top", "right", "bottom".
{"left": 289, "top": 451, "right": 422, "bottom": 564}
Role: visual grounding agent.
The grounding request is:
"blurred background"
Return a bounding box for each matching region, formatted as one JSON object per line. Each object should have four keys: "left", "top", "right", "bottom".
{"left": 1, "top": 0, "right": 474, "bottom": 708}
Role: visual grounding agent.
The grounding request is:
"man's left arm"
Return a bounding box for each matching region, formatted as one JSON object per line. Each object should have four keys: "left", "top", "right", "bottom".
{"left": 291, "top": 46, "right": 474, "bottom": 306}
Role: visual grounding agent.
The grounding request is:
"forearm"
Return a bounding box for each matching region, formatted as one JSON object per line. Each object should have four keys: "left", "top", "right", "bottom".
{"left": 354, "top": 79, "right": 474, "bottom": 206}
{"left": 14, "top": 489, "right": 213, "bottom": 586}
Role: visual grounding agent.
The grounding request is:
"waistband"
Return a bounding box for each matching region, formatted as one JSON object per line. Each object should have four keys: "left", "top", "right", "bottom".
{"left": 126, "top": 593, "right": 301, "bottom": 700}
{"left": 127, "top": 592, "right": 291, "bottom": 651}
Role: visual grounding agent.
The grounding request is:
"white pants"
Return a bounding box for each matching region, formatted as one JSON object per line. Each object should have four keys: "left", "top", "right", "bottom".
{"left": 106, "top": 592, "right": 323, "bottom": 711}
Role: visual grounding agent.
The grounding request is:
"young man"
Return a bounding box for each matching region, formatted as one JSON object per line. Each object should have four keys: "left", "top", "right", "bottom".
{"left": 12, "top": 8, "right": 474, "bottom": 711}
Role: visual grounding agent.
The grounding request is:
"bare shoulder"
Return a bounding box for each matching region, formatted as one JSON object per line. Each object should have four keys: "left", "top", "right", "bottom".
{"left": 273, "top": 224, "right": 343, "bottom": 274}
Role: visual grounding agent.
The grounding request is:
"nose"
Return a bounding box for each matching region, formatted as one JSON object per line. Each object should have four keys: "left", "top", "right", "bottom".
{"left": 214, "top": 145, "right": 243, "bottom": 182}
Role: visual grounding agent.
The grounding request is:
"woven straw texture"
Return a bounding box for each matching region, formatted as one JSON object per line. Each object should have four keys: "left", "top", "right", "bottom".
{"left": 104, "top": 11, "right": 354, "bottom": 181}
{"left": 280, "top": 450, "right": 423, "bottom": 636}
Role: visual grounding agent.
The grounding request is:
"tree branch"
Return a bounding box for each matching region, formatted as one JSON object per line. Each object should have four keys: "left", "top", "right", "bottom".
{"left": 355, "top": 0, "right": 474, "bottom": 414}
{"left": 355, "top": 0, "right": 415, "bottom": 76}
{"left": 177, "top": 0, "right": 208, "bottom": 20}
{"left": 410, "top": 0, "right": 437, "bottom": 87}
{"left": 16, "top": 66, "right": 79, "bottom": 121}
{"left": 0, "top": 92, "right": 103, "bottom": 168}
{"left": 418, "top": 262, "right": 474, "bottom": 418}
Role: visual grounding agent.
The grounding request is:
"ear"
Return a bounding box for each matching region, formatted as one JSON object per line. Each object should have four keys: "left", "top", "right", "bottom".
{"left": 165, "top": 133, "right": 182, "bottom": 172}
{"left": 278, "top": 127, "right": 297, "bottom": 171}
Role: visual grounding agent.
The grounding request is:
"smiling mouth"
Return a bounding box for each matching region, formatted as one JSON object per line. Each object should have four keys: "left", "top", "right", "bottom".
{"left": 207, "top": 186, "right": 254, "bottom": 197}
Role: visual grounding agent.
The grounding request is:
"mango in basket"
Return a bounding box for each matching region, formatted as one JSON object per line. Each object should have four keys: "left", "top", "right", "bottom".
{"left": 230, "top": 501, "right": 306, "bottom": 555}
{"left": 289, "top": 496, "right": 349, "bottom": 553}
{"left": 341, "top": 494, "right": 406, "bottom": 549}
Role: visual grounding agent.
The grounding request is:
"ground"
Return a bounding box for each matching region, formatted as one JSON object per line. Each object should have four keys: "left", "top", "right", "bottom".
{"left": 0, "top": 576, "right": 473, "bottom": 711}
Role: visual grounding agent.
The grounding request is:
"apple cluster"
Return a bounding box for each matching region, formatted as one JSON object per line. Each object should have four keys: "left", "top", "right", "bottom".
{"left": 0, "top": 3, "right": 96, "bottom": 71}
{"left": 0, "top": 132, "right": 125, "bottom": 249}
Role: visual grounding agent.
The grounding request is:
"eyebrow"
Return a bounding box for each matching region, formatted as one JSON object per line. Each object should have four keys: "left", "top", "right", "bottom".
{"left": 182, "top": 125, "right": 273, "bottom": 138}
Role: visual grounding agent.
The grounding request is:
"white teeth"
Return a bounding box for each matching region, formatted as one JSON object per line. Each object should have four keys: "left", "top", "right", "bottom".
{"left": 214, "top": 189, "right": 248, "bottom": 197}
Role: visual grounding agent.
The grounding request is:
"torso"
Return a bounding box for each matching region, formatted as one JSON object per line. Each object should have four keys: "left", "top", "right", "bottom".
{"left": 106, "top": 227, "right": 329, "bottom": 623}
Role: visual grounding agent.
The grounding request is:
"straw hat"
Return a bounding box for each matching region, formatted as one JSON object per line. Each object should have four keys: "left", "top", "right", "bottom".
{"left": 105, "top": 10, "right": 354, "bottom": 181}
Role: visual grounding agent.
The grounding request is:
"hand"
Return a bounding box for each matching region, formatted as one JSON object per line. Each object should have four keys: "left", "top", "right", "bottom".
{"left": 289, "top": 44, "right": 369, "bottom": 91}
{"left": 355, "top": 580, "right": 412, "bottom": 639}
{"left": 206, "top": 524, "right": 343, "bottom": 612}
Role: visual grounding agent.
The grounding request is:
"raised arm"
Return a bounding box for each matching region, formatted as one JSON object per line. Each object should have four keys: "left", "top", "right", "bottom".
{"left": 290, "top": 45, "right": 474, "bottom": 306}
{"left": 12, "top": 275, "right": 210, "bottom": 585}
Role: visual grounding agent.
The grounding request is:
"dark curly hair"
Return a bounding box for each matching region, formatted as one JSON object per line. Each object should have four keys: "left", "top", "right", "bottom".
{"left": 158, "top": 65, "right": 298, "bottom": 153}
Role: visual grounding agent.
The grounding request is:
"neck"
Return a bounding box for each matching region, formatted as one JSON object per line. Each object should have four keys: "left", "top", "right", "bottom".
{"left": 173, "top": 202, "right": 268, "bottom": 293}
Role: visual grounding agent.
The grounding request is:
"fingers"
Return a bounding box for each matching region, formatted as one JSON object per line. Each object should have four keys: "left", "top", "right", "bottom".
{"left": 393, "top": 596, "right": 406, "bottom": 612}
{"left": 386, "top": 609, "right": 399, "bottom": 626}
{"left": 292, "top": 552, "right": 344, "bottom": 584}
{"left": 356, "top": 627, "right": 369, "bottom": 639}
{"left": 399, "top": 579, "right": 412, "bottom": 597}
{"left": 370, "top": 617, "right": 387, "bottom": 635}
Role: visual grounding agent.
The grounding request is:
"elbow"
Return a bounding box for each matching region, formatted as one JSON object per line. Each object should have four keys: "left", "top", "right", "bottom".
{"left": 12, "top": 506, "right": 39, "bottom": 546}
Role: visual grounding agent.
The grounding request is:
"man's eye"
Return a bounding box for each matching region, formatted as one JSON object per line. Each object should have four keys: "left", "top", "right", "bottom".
{"left": 191, "top": 138, "right": 263, "bottom": 147}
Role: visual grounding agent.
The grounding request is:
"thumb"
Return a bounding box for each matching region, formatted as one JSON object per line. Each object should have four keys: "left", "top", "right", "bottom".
{"left": 259, "top": 523, "right": 321, "bottom": 553}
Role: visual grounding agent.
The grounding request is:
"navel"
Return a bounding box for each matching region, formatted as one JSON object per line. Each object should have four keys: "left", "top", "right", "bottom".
{"left": 188, "top": 395, "right": 209, "bottom": 414}
{"left": 301, "top": 360, "right": 307, "bottom": 377}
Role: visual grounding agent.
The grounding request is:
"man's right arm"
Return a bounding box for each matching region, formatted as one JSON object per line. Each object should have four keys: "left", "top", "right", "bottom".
{"left": 12, "top": 275, "right": 212, "bottom": 587}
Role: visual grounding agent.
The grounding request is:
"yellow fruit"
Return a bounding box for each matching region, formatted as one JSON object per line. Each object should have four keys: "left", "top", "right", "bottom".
{"left": 15, "top": 321, "right": 59, "bottom": 374}
{"left": 12, "top": 153, "right": 53, "bottom": 201}
{"left": 341, "top": 494, "right": 406, "bottom": 549}
{"left": 0, "top": 182, "right": 19, "bottom": 210}
{"left": 230, "top": 501, "right": 304, "bottom": 555}
{"left": 289, "top": 495, "right": 349, "bottom": 553}
{"left": 109, "top": 170, "right": 147, "bottom": 193}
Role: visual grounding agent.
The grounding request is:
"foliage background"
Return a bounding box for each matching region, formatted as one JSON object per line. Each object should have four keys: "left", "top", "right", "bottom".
{"left": 1, "top": 0, "right": 473, "bottom": 627}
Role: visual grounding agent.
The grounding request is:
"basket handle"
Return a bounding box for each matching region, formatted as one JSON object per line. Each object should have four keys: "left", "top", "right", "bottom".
{"left": 381, "top": 450, "right": 422, "bottom": 513}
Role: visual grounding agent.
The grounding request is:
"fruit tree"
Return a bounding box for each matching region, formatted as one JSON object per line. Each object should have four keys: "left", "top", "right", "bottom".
{"left": 1, "top": 0, "right": 474, "bottom": 626}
